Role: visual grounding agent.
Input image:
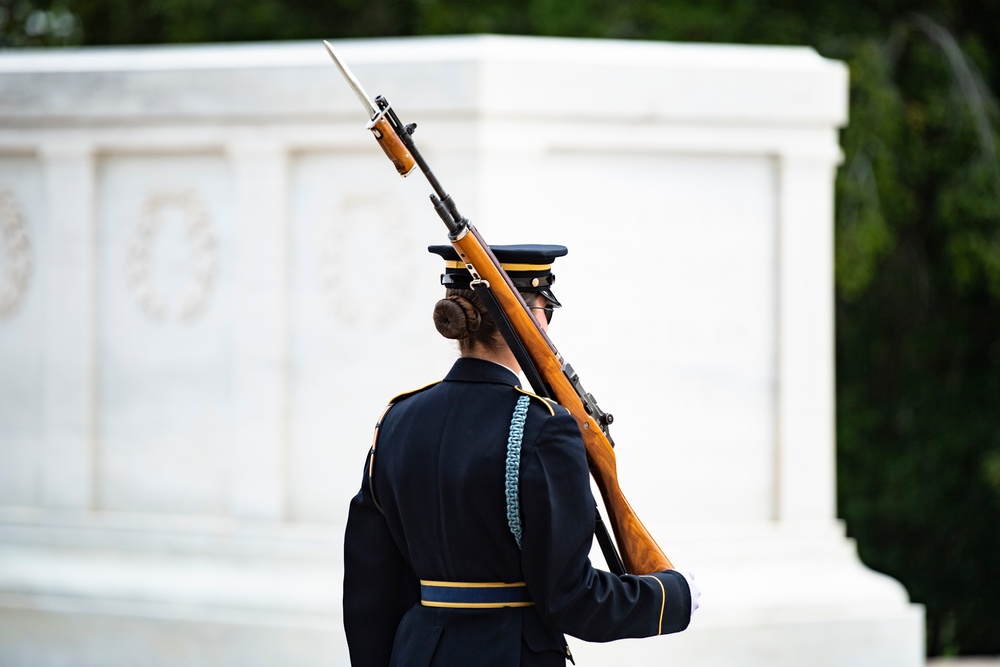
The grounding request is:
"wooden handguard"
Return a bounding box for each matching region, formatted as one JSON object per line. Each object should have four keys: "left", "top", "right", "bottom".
{"left": 369, "top": 116, "right": 416, "bottom": 176}
{"left": 450, "top": 228, "right": 673, "bottom": 575}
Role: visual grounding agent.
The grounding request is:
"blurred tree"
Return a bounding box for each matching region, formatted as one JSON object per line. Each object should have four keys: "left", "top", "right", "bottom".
{"left": 0, "top": 0, "right": 82, "bottom": 46}
{"left": 4, "top": 0, "right": 1000, "bottom": 657}
{"left": 2, "top": 0, "right": 421, "bottom": 46}
{"left": 832, "top": 15, "right": 1000, "bottom": 655}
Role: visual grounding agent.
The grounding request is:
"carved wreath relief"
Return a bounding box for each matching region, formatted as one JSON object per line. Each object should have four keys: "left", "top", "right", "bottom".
{"left": 0, "top": 189, "right": 31, "bottom": 320}
{"left": 318, "top": 195, "right": 412, "bottom": 326}
{"left": 126, "top": 190, "right": 216, "bottom": 321}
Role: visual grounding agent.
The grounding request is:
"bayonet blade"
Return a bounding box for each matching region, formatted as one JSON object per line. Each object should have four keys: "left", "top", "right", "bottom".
{"left": 323, "top": 40, "right": 378, "bottom": 120}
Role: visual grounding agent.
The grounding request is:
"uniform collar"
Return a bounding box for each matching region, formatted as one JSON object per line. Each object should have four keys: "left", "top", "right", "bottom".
{"left": 444, "top": 357, "right": 520, "bottom": 387}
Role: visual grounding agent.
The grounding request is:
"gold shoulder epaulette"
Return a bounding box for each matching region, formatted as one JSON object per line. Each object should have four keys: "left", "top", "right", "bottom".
{"left": 386, "top": 380, "right": 441, "bottom": 407}
{"left": 373, "top": 381, "right": 441, "bottom": 451}
{"left": 370, "top": 381, "right": 442, "bottom": 481}
{"left": 514, "top": 386, "right": 561, "bottom": 417}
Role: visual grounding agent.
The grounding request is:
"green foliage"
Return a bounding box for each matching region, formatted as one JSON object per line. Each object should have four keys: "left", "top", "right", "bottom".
{"left": 836, "top": 40, "right": 904, "bottom": 300}
{"left": 415, "top": 0, "right": 533, "bottom": 35}
{"left": 5, "top": 0, "right": 1000, "bottom": 657}
{"left": 833, "top": 13, "right": 1000, "bottom": 655}
{"left": 2, "top": 0, "right": 424, "bottom": 45}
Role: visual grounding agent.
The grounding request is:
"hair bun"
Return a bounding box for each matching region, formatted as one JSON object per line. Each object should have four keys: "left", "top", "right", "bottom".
{"left": 433, "top": 295, "right": 481, "bottom": 340}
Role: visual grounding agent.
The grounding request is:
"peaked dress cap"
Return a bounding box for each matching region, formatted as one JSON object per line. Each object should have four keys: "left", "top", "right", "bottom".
{"left": 427, "top": 243, "right": 567, "bottom": 307}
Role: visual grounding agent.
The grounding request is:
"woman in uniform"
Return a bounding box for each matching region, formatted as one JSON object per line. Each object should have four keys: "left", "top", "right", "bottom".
{"left": 343, "top": 244, "right": 699, "bottom": 666}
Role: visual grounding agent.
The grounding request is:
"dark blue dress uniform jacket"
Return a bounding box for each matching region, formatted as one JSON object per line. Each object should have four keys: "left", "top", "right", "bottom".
{"left": 343, "top": 357, "right": 691, "bottom": 666}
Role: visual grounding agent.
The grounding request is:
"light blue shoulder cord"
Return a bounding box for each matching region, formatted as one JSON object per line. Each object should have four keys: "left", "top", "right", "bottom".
{"left": 505, "top": 395, "right": 531, "bottom": 548}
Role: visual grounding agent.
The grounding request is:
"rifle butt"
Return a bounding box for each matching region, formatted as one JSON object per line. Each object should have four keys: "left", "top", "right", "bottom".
{"left": 603, "top": 483, "right": 673, "bottom": 574}
{"left": 583, "top": 429, "right": 672, "bottom": 573}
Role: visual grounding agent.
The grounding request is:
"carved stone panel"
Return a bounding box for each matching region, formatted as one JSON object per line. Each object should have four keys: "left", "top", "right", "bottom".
{"left": 0, "top": 189, "right": 32, "bottom": 320}
{"left": 95, "top": 154, "right": 231, "bottom": 514}
{"left": 0, "top": 157, "right": 43, "bottom": 506}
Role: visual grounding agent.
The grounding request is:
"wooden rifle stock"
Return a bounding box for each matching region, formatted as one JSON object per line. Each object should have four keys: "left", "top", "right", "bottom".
{"left": 322, "top": 41, "right": 671, "bottom": 574}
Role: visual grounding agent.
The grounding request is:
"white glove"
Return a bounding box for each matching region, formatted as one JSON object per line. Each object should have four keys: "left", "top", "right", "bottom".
{"left": 675, "top": 568, "right": 701, "bottom": 616}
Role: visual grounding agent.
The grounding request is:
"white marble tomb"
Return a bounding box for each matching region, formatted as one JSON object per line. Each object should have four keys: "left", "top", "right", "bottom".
{"left": 0, "top": 35, "right": 923, "bottom": 666}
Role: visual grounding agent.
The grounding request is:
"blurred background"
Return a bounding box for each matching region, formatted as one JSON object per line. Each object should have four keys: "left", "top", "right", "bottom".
{"left": 3, "top": 0, "right": 1000, "bottom": 662}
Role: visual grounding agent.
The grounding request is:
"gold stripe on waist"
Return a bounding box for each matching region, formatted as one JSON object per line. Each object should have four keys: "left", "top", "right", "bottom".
{"left": 419, "top": 580, "right": 535, "bottom": 608}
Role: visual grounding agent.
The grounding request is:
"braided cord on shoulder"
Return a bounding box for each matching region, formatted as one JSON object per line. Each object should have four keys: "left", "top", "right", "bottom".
{"left": 505, "top": 395, "right": 531, "bottom": 548}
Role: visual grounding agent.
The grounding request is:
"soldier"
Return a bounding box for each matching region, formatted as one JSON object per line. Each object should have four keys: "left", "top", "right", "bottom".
{"left": 344, "top": 244, "right": 699, "bottom": 666}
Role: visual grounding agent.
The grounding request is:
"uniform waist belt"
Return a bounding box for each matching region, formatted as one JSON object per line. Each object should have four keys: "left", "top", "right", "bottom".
{"left": 420, "top": 580, "right": 535, "bottom": 608}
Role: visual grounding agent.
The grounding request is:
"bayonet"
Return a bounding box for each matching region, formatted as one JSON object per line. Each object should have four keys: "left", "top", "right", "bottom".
{"left": 323, "top": 40, "right": 378, "bottom": 120}
{"left": 323, "top": 40, "right": 416, "bottom": 176}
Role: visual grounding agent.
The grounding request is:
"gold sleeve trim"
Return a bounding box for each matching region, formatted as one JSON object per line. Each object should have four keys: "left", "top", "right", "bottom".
{"left": 640, "top": 574, "right": 667, "bottom": 635}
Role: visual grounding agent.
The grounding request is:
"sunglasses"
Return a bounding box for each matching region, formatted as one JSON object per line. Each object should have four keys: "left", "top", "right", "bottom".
{"left": 529, "top": 305, "right": 555, "bottom": 324}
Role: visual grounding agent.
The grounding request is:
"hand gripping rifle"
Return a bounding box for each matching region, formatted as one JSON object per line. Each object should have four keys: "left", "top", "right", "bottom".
{"left": 324, "top": 41, "right": 672, "bottom": 576}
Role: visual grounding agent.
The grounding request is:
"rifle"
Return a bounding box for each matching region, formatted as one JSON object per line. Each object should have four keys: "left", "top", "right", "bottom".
{"left": 324, "top": 41, "right": 672, "bottom": 575}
